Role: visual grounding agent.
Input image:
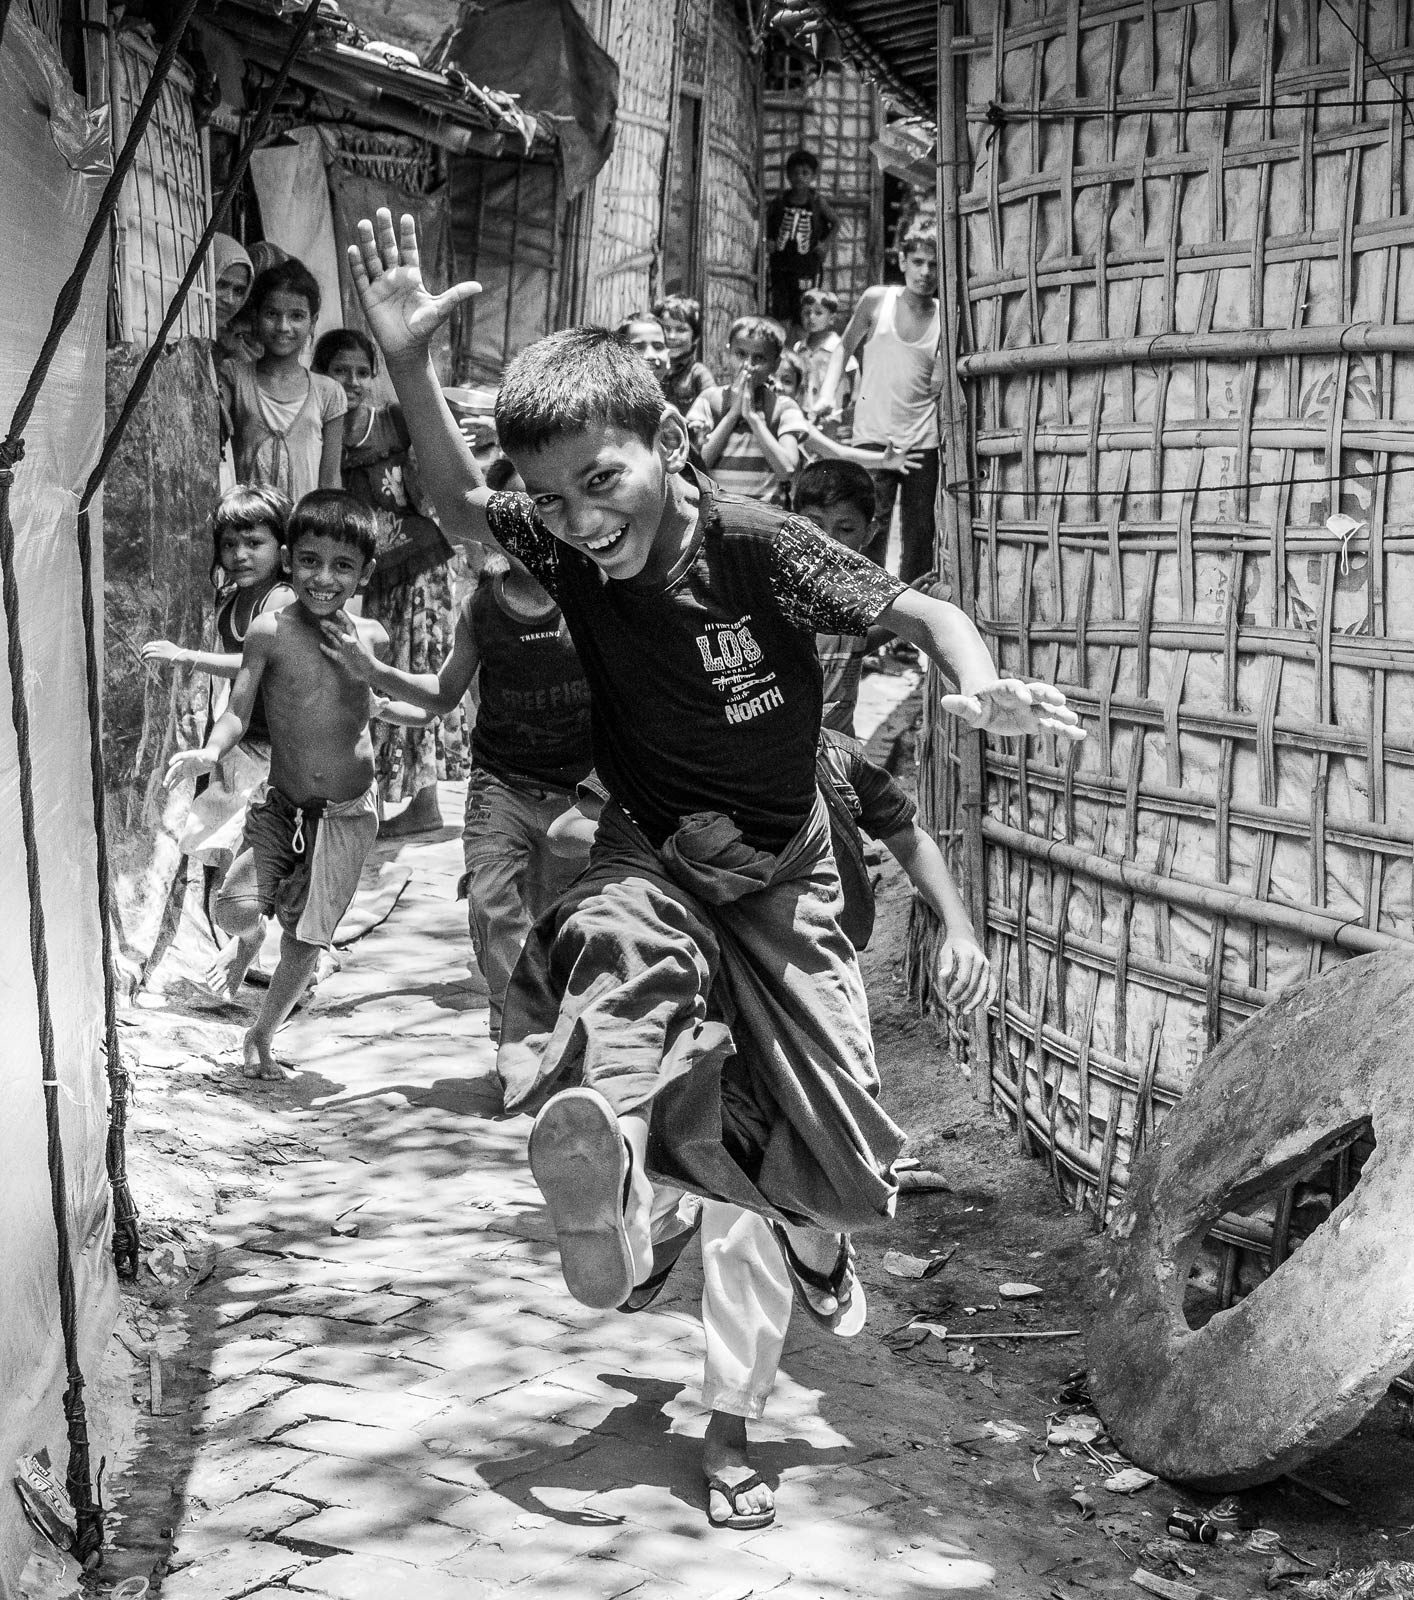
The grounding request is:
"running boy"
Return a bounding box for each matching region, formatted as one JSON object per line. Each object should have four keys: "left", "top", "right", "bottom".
{"left": 687, "top": 315, "right": 807, "bottom": 503}
{"left": 164, "top": 491, "right": 386, "bottom": 1078}
{"left": 812, "top": 215, "right": 943, "bottom": 581}
{"left": 347, "top": 210, "right": 1081, "bottom": 1322}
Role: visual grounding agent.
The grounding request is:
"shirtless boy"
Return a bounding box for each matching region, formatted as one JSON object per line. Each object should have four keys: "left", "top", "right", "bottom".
{"left": 165, "top": 491, "right": 387, "bottom": 1078}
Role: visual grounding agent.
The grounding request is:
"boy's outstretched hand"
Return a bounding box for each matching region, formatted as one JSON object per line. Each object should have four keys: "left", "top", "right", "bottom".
{"left": 164, "top": 747, "right": 217, "bottom": 790}
{"left": 349, "top": 208, "right": 481, "bottom": 365}
{"left": 936, "top": 935, "right": 992, "bottom": 1015}
{"left": 319, "top": 613, "right": 377, "bottom": 681}
{"left": 941, "top": 678, "right": 1085, "bottom": 744}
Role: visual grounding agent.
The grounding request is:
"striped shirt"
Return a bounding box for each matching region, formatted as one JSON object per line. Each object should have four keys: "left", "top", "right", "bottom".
{"left": 686, "top": 385, "right": 808, "bottom": 503}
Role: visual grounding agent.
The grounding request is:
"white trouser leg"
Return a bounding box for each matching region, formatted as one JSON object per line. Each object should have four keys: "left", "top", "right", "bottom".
{"left": 698, "top": 1201, "right": 793, "bottom": 1420}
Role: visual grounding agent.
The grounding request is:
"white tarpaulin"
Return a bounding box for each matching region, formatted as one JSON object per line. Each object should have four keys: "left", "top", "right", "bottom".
{"left": 0, "top": 15, "right": 116, "bottom": 1595}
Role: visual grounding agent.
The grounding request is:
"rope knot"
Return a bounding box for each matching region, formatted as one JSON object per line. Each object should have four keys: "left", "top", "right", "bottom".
{"left": 0, "top": 436, "right": 26, "bottom": 479}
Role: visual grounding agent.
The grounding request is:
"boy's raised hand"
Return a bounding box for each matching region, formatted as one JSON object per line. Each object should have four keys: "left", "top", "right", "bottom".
{"left": 349, "top": 209, "right": 481, "bottom": 365}
{"left": 319, "top": 613, "right": 378, "bottom": 681}
{"left": 936, "top": 935, "right": 992, "bottom": 1015}
{"left": 940, "top": 678, "right": 1085, "bottom": 744}
{"left": 164, "top": 746, "right": 217, "bottom": 790}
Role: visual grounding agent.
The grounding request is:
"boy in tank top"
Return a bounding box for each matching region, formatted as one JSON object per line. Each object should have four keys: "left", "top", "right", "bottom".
{"left": 811, "top": 216, "right": 944, "bottom": 582}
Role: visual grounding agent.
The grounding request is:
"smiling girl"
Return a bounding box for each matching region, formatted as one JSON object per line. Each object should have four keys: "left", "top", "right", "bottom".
{"left": 220, "top": 258, "right": 346, "bottom": 501}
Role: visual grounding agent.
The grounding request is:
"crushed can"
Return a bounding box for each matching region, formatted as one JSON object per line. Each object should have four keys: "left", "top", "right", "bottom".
{"left": 1166, "top": 1508, "right": 1218, "bottom": 1544}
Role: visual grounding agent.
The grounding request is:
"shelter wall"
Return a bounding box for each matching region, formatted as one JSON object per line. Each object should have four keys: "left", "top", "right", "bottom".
{"left": 0, "top": 16, "right": 118, "bottom": 1592}
{"left": 917, "top": 0, "right": 1414, "bottom": 1248}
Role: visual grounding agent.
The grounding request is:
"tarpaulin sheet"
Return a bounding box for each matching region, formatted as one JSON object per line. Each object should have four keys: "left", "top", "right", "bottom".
{"left": 250, "top": 125, "right": 345, "bottom": 338}
{"left": 0, "top": 16, "right": 116, "bottom": 1597}
{"left": 432, "top": 0, "right": 617, "bottom": 199}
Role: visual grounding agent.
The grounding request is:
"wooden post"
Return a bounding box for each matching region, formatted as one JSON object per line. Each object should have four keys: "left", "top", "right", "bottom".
{"left": 935, "top": 0, "right": 992, "bottom": 1106}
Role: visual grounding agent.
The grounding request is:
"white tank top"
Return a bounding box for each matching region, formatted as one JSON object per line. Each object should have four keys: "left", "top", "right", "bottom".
{"left": 851, "top": 286, "right": 941, "bottom": 450}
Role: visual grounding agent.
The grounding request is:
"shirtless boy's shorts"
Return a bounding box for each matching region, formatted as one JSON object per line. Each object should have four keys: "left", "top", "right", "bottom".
{"left": 242, "top": 784, "right": 379, "bottom": 948}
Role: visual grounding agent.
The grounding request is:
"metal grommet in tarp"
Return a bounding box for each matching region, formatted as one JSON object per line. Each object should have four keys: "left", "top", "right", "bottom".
{"left": 1090, "top": 949, "right": 1414, "bottom": 1489}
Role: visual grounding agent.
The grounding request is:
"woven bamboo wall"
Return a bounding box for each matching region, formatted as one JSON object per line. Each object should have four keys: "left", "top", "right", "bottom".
{"left": 914, "top": 0, "right": 1414, "bottom": 1233}
{"left": 702, "top": 3, "right": 762, "bottom": 367}
{"left": 581, "top": 0, "right": 677, "bottom": 329}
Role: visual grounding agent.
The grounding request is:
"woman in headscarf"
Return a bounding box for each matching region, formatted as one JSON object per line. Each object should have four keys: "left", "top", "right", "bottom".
{"left": 211, "top": 233, "right": 260, "bottom": 363}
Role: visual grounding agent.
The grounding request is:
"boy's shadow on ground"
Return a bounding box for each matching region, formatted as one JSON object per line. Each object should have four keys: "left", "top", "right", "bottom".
{"left": 472, "top": 1373, "right": 857, "bottom": 1529}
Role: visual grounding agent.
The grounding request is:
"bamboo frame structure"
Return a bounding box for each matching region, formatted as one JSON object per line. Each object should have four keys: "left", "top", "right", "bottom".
{"left": 912, "top": 0, "right": 1414, "bottom": 1277}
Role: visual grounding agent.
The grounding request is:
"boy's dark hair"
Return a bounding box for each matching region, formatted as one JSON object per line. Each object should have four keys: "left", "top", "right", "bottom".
{"left": 785, "top": 147, "right": 819, "bottom": 176}
{"left": 800, "top": 286, "right": 840, "bottom": 315}
{"left": 484, "top": 455, "right": 521, "bottom": 492}
{"left": 249, "top": 257, "right": 321, "bottom": 320}
{"left": 209, "top": 483, "right": 291, "bottom": 586}
{"left": 793, "top": 460, "right": 877, "bottom": 526}
{"left": 312, "top": 328, "right": 377, "bottom": 374}
{"left": 652, "top": 294, "right": 701, "bottom": 337}
{"left": 614, "top": 310, "right": 665, "bottom": 340}
{"left": 495, "top": 327, "right": 665, "bottom": 456}
{"left": 897, "top": 214, "right": 939, "bottom": 257}
{"left": 727, "top": 315, "right": 786, "bottom": 364}
{"left": 286, "top": 489, "right": 378, "bottom": 565}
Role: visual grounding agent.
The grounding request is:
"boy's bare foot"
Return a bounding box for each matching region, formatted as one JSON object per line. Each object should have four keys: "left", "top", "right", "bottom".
{"left": 204, "top": 928, "right": 264, "bottom": 1000}
{"left": 378, "top": 784, "right": 443, "bottom": 838}
{"left": 704, "top": 1411, "right": 774, "bottom": 1529}
{"left": 242, "top": 1029, "right": 291, "bottom": 1080}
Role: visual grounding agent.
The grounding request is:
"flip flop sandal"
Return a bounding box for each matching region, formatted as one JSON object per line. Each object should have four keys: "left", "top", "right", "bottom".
{"left": 769, "top": 1223, "right": 867, "bottom": 1337}
{"left": 705, "top": 1472, "right": 775, "bottom": 1531}
{"left": 619, "top": 1211, "right": 704, "bottom": 1313}
{"left": 529, "top": 1087, "right": 636, "bottom": 1310}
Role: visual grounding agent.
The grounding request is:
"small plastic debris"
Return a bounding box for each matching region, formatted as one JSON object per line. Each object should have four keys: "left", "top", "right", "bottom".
{"left": 883, "top": 1250, "right": 933, "bottom": 1278}
{"left": 145, "top": 1242, "right": 188, "bottom": 1288}
{"left": 1166, "top": 1509, "right": 1217, "bottom": 1544}
{"left": 1071, "top": 1486, "right": 1096, "bottom": 1520}
{"left": 1264, "top": 1553, "right": 1310, "bottom": 1589}
{"left": 983, "top": 1419, "right": 1029, "bottom": 1443}
{"left": 15, "top": 1547, "right": 83, "bottom": 1599}
{"left": 1246, "top": 1530, "right": 1283, "bottom": 1556}
{"left": 1105, "top": 1466, "right": 1158, "bottom": 1495}
{"left": 1206, "top": 1494, "right": 1254, "bottom": 1531}
{"left": 330, "top": 1220, "right": 360, "bottom": 1237}
{"left": 998, "top": 1281, "right": 1044, "bottom": 1299}
{"left": 513, "top": 1513, "right": 549, "bottom": 1530}
{"left": 1048, "top": 1413, "right": 1104, "bottom": 1447}
{"left": 1058, "top": 1369, "right": 1092, "bottom": 1405}
{"left": 14, "top": 1454, "right": 76, "bottom": 1550}
{"left": 111, "top": 1581, "right": 150, "bottom": 1599}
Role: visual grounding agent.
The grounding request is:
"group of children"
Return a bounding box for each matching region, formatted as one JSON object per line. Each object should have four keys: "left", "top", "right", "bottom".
{"left": 152, "top": 200, "right": 1083, "bottom": 1530}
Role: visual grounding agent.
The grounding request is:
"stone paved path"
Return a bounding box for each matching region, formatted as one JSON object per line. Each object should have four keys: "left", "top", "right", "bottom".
{"left": 131, "top": 679, "right": 1084, "bottom": 1600}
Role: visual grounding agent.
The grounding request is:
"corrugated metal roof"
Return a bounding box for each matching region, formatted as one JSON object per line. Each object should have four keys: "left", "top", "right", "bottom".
{"left": 214, "top": 0, "right": 557, "bottom": 157}
{"left": 811, "top": 0, "right": 938, "bottom": 119}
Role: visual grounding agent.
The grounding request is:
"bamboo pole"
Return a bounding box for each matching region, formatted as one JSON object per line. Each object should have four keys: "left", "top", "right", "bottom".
{"left": 982, "top": 819, "right": 1409, "bottom": 952}
{"left": 976, "top": 420, "right": 1414, "bottom": 454}
{"left": 958, "top": 320, "right": 1414, "bottom": 379}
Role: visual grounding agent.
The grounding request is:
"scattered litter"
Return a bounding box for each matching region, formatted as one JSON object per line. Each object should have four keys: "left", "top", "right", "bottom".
{"left": 1130, "top": 1568, "right": 1220, "bottom": 1600}
{"left": 1106, "top": 1466, "right": 1158, "bottom": 1495}
{"left": 1247, "top": 1530, "right": 1284, "bottom": 1556}
{"left": 1206, "top": 1494, "right": 1254, "bottom": 1532}
{"left": 1047, "top": 1413, "right": 1104, "bottom": 1447}
{"left": 977, "top": 1370, "right": 999, "bottom": 1393}
{"left": 15, "top": 1546, "right": 82, "bottom": 1599}
{"left": 14, "top": 1454, "right": 75, "bottom": 1551}
{"left": 1058, "top": 1369, "right": 1092, "bottom": 1405}
{"left": 998, "top": 1282, "right": 1044, "bottom": 1299}
{"left": 983, "top": 1419, "right": 1030, "bottom": 1443}
{"left": 144, "top": 1242, "right": 188, "bottom": 1288}
{"left": 513, "top": 1513, "right": 550, "bottom": 1530}
{"left": 1266, "top": 1554, "right": 1313, "bottom": 1589}
{"left": 1139, "top": 1538, "right": 1196, "bottom": 1577}
{"left": 910, "top": 1320, "right": 948, "bottom": 1338}
{"left": 945, "top": 1344, "right": 984, "bottom": 1373}
{"left": 1284, "top": 1473, "right": 1351, "bottom": 1509}
{"left": 1166, "top": 1509, "right": 1217, "bottom": 1544}
{"left": 897, "top": 1169, "right": 952, "bottom": 1191}
{"left": 882, "top": 1249, "right": 951, "bottom": 1279}
{"left": 1288, "top": 1561, "right": 1414, "bottom": 1598}
{"left": 1071, "top": 1486, "right": 1096, "bottom": 1520}
{"left": 330, "top": 1220, "right": 360, "bottom": 1238}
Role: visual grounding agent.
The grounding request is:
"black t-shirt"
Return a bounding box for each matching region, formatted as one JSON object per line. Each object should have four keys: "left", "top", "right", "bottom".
{"left": 464, "top": 577, "right": 592, "bottom": 792}
{"left": 485, "top": 476, "right": 904, "bottom": 852}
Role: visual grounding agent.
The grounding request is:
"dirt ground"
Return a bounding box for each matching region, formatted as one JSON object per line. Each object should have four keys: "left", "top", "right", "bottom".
{"left": 86, "top": 680, "right": 1414, "bottom": 1600}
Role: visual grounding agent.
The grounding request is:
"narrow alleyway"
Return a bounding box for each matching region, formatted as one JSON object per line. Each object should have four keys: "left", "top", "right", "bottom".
{"left": 98, "top": 681, "right": 1221, "bottom": 1600}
